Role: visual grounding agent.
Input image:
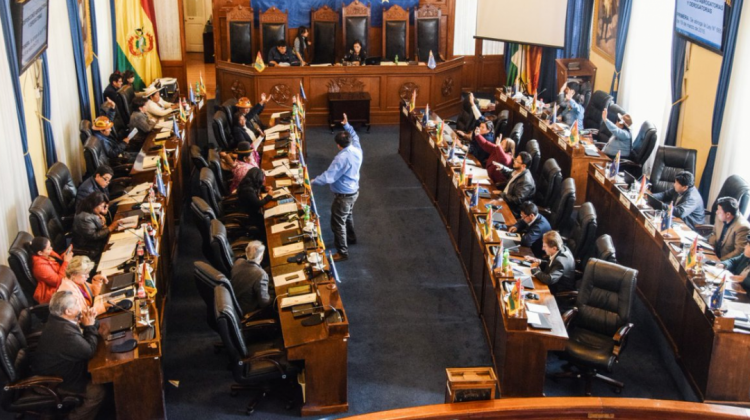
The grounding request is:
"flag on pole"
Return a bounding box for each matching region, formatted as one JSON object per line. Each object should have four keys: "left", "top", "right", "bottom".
{"left": 160, "top": 148, "right": 171, "bottom": 175}
{"left": 470, "top": 188, "right": 479, "bottom": 208}
{"left": 506, "top": 43, "right": 520, "bottom": 87}
{"left": 493, "top": 243, "right": 504, "bottom": 270}
{"left": 508, "top": 281, "right": 521, "bottom": 316}
{"left": 148, "top": 201, "right": 159, "bottom": 232}
{"left": 423, "top": 104, "right": 429, "bottom": 126}
{"left": 155, "top": 172, "right": 166, "bottom": 197}
{"left": 253, "top": 52, "right": 266, "bottom": 72}
{"left": 531, "top": 92, "right": 538, "bottom": 114}
{"left": 199, "top": 72, "right": 207, "bottom": 95}
{"left": 635, "top": 175, "right": 647, "bottom": 204}
{"left": 327, "top": 251, "right": 342, "bottom": 283}
{"left": 114, "top": 0, "right": 162, "bottom": 90}
{"left": 662, "top": 202, "right": 674, "bottom": 231}
{"left": 178, "top": 100, "right": 187, "bottom": 123}
{"left": 609, "top": 151, "right": 620, "bottom": 178}
{"left": 569, "top": 120, "right": 580, "bottom": 145}
{"left": 483, "top": 205, "right": 493, "bottom": 239}
{"left": 710, "top": 275, "right": 727, "bottom": 310}
{"left": 299, "top": 80, "right": 307, "bottom": 101}
{"left": 409, "top": 89, "right": 416, "bottom": 112}
{"left": 142, "top": 262, "right": 157, "bottom": 299}
{"left": 685, "top": 237, "right": 699, "bottom": 269}
{"left": 459, "top": 156, "right": 467, "bottom": 185}
{"left": 435, "top": 121, "right": 444, "bottom": 145}
{"left": 448, "top": 140, "right": 456, "bottom": 161}
{"left": 189, "top": 85, "right": 195, "bottom": 104}
{"left": 427, "top": 50, "right": 437, "bottom": 69}
{"left": 143, "top": 226, "right": 159, "bottom": 257}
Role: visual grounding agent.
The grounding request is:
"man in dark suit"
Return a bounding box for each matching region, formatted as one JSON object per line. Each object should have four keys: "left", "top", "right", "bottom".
{"left": 707, "top": 197, "right": 750, "bottom": 260}
{"left": 509, "top": 202, "right": 551, "bottom": 258}
{"left": 526, "top": 231, "right": 576, "bottom": 294}
{"left": 32, "top": 291, "right": 106, "bottom": 420}
{"left": 495, "top": 151, "right": 536, "bottom": 214}
{"left": 231, "top": 241, "right": 275, "bottom": 315}
{"left": 102, "top": 72, "right": 122, "bottom": 105}
{"left": 652, "top": 171, "right": 705, "bottom": 230}
{"left": 76, "top": 165, "right": 114, "bottom": 211}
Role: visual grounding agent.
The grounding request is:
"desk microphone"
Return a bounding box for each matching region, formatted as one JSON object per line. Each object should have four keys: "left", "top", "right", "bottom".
{"left": 106, "top": 299, "right": 133, "bottom": 314}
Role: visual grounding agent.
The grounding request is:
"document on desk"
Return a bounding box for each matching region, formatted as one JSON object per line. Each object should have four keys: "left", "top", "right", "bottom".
{"left": 118, "top": 215, "right": 140, "bottom": 230}
{"left": 526, "top": 312, "right": 542, "bottom": 325}
{"left": 272, "top": 242, "right": 305, "bottom": 258}
{"left": 274, "top": 270, "right": 307, "bottom": 287}
{"left": 252, "top": 136, "right": 264, "bottom": 152}
{"left": 130, "top": 182, "right": 154, "bottom": 194}
{"left": 264, "top": 202, "right": 298, "bottom": 219}
{"left": 525, "top": 302, "right": 551, "bottom": 315}
{"left": 280, "top": 293, "right": 318, "bottom": 308}
{"left": 272, "top": 158, "right": 290, "bottom": 168}
{"left": 497, "top": 230, "right": 522, "bottom": 241}
{"left": 264, "top": 166, "right": 291, "bottom": 177}
{"left": 263, "top": 144, "right": 276, "bottom": 152}
{"left": 266, "top": 132, "right": 280, "bottom": 141}
{"left": 142, "top": 155, "right": 160, "bottom": 169}
{"left": 271, "top": 187, "right": 291, "bottom": 198}
{"left": 155, "top": 131, "right": 171, "bottom": 140}
{"left": 466, "top": 166, "right": 489, "bottom": 179}
{"left": 266, "top": 124, "right": 290, "bottom": 135}
{"left": 155, "top": 121, "right": 172, "bottom": 129}
{"left": 271, "top": 220, "right": 299, "bottom": 234}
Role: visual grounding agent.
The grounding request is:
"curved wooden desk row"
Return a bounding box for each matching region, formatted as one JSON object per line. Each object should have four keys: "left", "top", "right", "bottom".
{"left": 215, "top": 57, "right": 465, "bottom": 127}
{"left": 341, "top": 397, "right": 750, "bottom": 420}
{"left": 88, "top": 101, "right": 207, "bottom": 420}
{"left": 586, "top": 164, "right": 750, "bottom": 404}
{"left": 398, "top": 104, "right": 568, "bottom": 398}
{"left": 493, "top": 89, "right": 610, "bottom": 205}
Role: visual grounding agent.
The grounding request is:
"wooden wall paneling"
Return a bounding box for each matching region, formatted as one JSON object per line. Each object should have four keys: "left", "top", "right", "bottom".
{"left": 461, "top": 56, "right": 477, "bottom": 92}
{"left": 678, "top": 282, "right": 715, "bottom": 399}
{"left": 431, "top": 66, "right": 461, "bottom": 108}
{"left": 706, "top": 331, "right": 750, "bottom": 402}
{"left": 477, "top": 56, "right": 505, "bottom": 92}
{"left": 653, "top": 252, "right": 686, "bottom": 354}
{"left": 386, "top": 76, "right": 431, "bottom": 110}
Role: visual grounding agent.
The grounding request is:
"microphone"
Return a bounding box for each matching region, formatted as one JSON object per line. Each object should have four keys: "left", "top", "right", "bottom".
{"left": 106, "top": 299, "right": 134, "bottom": 314}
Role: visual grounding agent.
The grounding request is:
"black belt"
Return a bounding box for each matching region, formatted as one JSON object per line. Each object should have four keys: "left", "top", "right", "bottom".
{"left": 334, "top": 191, "right": 358, "bottom": 197}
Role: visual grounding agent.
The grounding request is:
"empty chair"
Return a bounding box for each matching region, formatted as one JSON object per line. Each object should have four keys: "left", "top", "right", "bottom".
{"left": 649, "top": 145, "right": 697, "bottom": 194}
{"left": 0, "top": 266, "right": 47, "bottom": 340}
{"left": 191, "top": 197, "right": 256, "bottom": 260}
{"left": 566, "top": 203, "right": 598, "bottom": 269}
{"left": 210, "top": 219, "right": 241, "bottom": 276}
{"left": 7, "top": 232, "right": 36, "bottom": 305}
{"left": 542, "top": 178, "right": 576, "bottom": 231}
{"left": 79, "top": 120, "right": 93, "bottom": 145}
{"left": 45, "top": 162, "right": 77, "bottom": 228}
{"left": 509, "top": 122, "right": 524, "bottom": 146}
{"left": 194, "top": 261, "right": 234, "bottom": 334}
{"left": 211, "top": 110, "right": 233, "bottom": 150}
{"left": 535, "top": 158, "right": 563, "bottom": 209}
{"left": 191, "top": 145, "right": 209, "bottom": 170}
{"left": 707, "top": 175, "right": 750, "bottom": 224}
{"left": 221, "top": 98, "right": 237, "bottom": 128}
{"left": 208, "top": 149, "right": 232, "bottom": 196}
{"left": 525, "top": 140, "right": 541, "bottom": 179}
{"left": 116, "top": 84, "right": 134, "bottom": 125}
{"left": 583, "top": 90, "right": 613, "bottom": 130}
{"left": 554, "top": 259, "right": 637, "bottom": 395}
{"left": 214, "top": 285, "right": 297, "bottom": 415}
{"left": 595, "top": 234, "right": 617, "bottom": 263}
{"left": 494, "top": 110, "right": 510, "bottom": 139}
{"left": 197, "top": 168, "right": 249, "bottom": 226}
{"left": 619, "top": 121, "right": 658, "bottom": 179}
{"left": 28, "top": 196, "right": 67, "bottom": 253}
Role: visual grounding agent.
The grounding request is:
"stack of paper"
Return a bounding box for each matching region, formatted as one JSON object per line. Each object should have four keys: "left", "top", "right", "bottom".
{"left": 273, "top": 270, "right": 306, "bottom": 287}
{"left": 143, "top": 156, "right": 160, "bottom": 169}
{"left": 280, "top": 293, "right": 317, "bottom": 308}
{"left": 266, "top": 124, "right": 290, "bottom": 135}
{"left": 118, "top": 215, "right": 140, "bottom": 229}
{"left": 264, "top": 202, "right": 298, "bottom": 219}
{"left": 272, "top": 242, "right": 305, "bottom": 258}
{"left": 264, "top": 166, "right": 291, "bottom": 177}
{"left": 272, "top": 159, "right": 290, "bottom": 168}
{"left": 270, "top": 220, "right": 299, "bottom": 234}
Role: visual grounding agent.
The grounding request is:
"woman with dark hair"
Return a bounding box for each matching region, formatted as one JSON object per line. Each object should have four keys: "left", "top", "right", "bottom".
{"left": 72, "top": 192, "right": 121, "bottom": 258}
{"left": 237, "top": 168, "right": 276, "bottom": 238}
{"left": 122, "top": 70, "right": 136, "bottom": 87}
{"left": 31, "top": 236, "right": 73, "bottom": 304}
{"left": 293, "top": 26, "right": 311, "bottom": 65}
{"left": 344, "top": 40, "right": 366, "bottom": 65}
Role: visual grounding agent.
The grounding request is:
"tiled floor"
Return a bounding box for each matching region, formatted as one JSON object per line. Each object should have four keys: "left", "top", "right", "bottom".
{"left": 186, "top": 53, "right": 216, "bottom": 99}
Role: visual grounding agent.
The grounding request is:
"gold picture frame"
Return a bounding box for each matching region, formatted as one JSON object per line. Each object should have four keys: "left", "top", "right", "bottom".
{"left": 592, "top": 0, "right": 619, "bottom": 63}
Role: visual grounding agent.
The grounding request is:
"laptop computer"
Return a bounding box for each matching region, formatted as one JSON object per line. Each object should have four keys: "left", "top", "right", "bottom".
{"left": 364, "top": 56, "right": 382, "bottom": 66}
{"left": 100, "top": 272, "right": 136, "bottom": 294}
{"left": 107, "top": 311, "right": 135, "bottom": 334}
{"left": 646, "top": 193, "right": 666, "bottom": 210}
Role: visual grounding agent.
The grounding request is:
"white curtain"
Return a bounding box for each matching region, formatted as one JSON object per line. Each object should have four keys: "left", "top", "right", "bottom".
{"left": 0, "top": 30, "right": 33, "bottom": 263}
{"left": 47, "top": 0, "right": 84, "bottom": 183}
{"left": 708, "top": 2, "right": 750, "bottom": 209}
{"left": 617, "top": 0, "right": 674, "bottom": 174}
{"left": 94, "top": 0, "right": 113, "bottom": 83}
{"left": 453, "top": 0, "right": 477, "bottom": 56}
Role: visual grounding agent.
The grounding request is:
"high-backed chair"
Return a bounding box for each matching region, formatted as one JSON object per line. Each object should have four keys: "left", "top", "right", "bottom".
{"left": 116, "top": 84, "right": 134, "bottom": 125}
{"left": 494, "top": 110, "right": 510, "bottom": 139}
{"left": 704, "top": 175, "right": 750, "bottom": 224}
{"left": 542, "top": 178, "right": 576, "bottom": 231}
{"left": 0, "top": 301, "right": 83, "bottom": 417}
{"left": 649, "top": 146, "right": 697, "bottom": 194}
{"left": 595, "top": 103, "right": 627, "bottom": 143}
{"left": 382, "top": 4, "right": 409, "bottom": 62}
{"left": 194, "top": 261, "right": 228, "bottom": 337}
{"left": 414, "top": 4, "right": 442, "bottom": 62}
{"left": 214, "top": 285, "right": 297, "bottom": 415}
{"left": 226, "top": 5, "right": 254, "bottom": 65}
{"left": 595, "top": 234, "right": 617, "bottom": 263}
{"left": 191, "top": 145, "right": 209, "bottom": 171}
{"left": 535, "top": 158, "right": 563, "bottom": 209}
{"left": 525, "top": 140, "right": 541, "bottom": 179}
{"left": 509, "top": 122, "right": 524, "bottom": 150}
{"left": 619, "top": 121, "right": 658, "bottom": 179}
{"left": 342, "top": 0, "right": 371, "bottom": 57}
{"left": 311, "top": 5, "right": 338, "bottom": 64}
{"left": 259, "top": 7, "right": 288, "bottom": 61}
{"left": 0, "top": 266, "right": 47, "bottom": 341}
{"left": 28, "top": 196, "right": 67, "bottom": 253}
{"left": 211, "top": 109, "right": 233, "bottom": 150}
{"left": 210, "top": 220, "right": 242, "bottom": 276}
{"left": 566, "top": 203, "right": 598, "bottom": 269}
{"left": 79, "top": 120, "right": 93, "bottom": 145}
{"left": 198, "top": 168, "right": 250, "bottom": 226}
{"left": 207, "top": 149, "right": 232, "bottom": 197}
{"left": 191, "top": 197, "right": 256, "bottom": 256}
{"left": 7, "top": 232, "right": 36, "bottom": 305}
{"left": 82, "top": 136, "right": 133, "bottom": 179}
{"left": 555, "top": 259, "right": 637, "bottom": 395}
{"left": 583, "top": 90, "right": 613, "bottom": 130}
{"left": 45, "top": 163, "right": 77, "bottom": 229}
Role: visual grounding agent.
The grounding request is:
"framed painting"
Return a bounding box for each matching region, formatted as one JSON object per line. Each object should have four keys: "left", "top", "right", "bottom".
{"left": 592, "top": 0, "right": 618, "bottom": 63}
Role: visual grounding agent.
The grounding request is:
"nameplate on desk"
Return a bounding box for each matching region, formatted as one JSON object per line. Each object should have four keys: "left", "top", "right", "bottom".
{"left": 416, "top": 122, "right": 423, "bottom": 132}
{"left": 645, "top": 221, "right": 656, "bottom": 237}
{"left": 558, "top": 138, "right": 567, "bottom": 150}
{"left": 519, "top": 108, "right": 528, "bottom": 117}
{"left": 693, "top": 289, "right": 707, "bottom": 313}
{"left": 429, "top": 138, "right": 435, "bottom": 149}
{"left": 499, "top": 93, "right": 508, "bottom": 102}
{"left": 595, "top": 171, "right": 605, "bottom": 185}
{"left": 453, "top": 175, "right": 459, "bottom": 188}
{"left": 619, "top": 194, "right": 631, "bottom": 210}
{"left": 402, "top": 107, "right": 408, "bottom": 117}
{"left": 441, "top": 155, "right": 446, "bottom": 167}
{"left": 669, "top": 253, "right": 680, "bottom": 273}
{"left": 538, "top": 121, "right": 547, "bottom": 132}
{"left": 476, "top": 225, "right": 482, "bottom": 239}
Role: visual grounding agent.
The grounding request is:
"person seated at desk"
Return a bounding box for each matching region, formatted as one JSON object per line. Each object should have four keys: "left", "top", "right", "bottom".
{"left": 237, "top": 168, "right": 275, "bottom": 241}
{"left": 56, "top": 256, "right": 109, "bottom": 316}
{"left": 472, "top": 130, "right": 515, "bottom": 186}
{"left": 293, "top": 26, "right": 311, "bottom": 66}
{"left": 459, "top": 119, "right": 494, "bottom": 167}
{"left": 92, "top": 116, "right": 135, "bottom": 162}
{"left": 221, "top": 141, "right": 259, "bottom": 193}
{"left": 72, "top": 192, "right": 121, "bottom": 260}
{"left": 129, "top": 96, "right": 157, "bottom": 138}
{"left": 719, "top": 237, "right": 750, "bottom": 292}
{"left": 33, "top": 291, "right": 106, "bottom": 420}
{"left": 142, "top": 85, "right": 177, "bottom": 119}
{"left": 556, "top": 82, "right": 584, "bottom": 128}
{"left": 708, "top": 197, "right": 750, "bottom": 260}
{"left": 231, "top": 241, "right": 275, "bottom": 315}
{"left": 235, "top": 95, "right": 269, "bottom": 137}
{"left": 509, "top": 202, "right": 552, "bottom": 258}
{"left": 343, "top": 40, "right": 366, "bottom": 65}
{"left": 601, "top": 108, "right": 633, "bottom": 158}
{"left": 651, "top": 171, "right": 705, "bottom": 231}
{"left": 268, "top": 40, "right": 300, "bottom": 67}
{"left": 525, "top": 231, "right": 576, "bottom": 294}
{"left": 31, "top": 236, "right": 73, "bottom": 304}
{"left": 76, "top": 165, "right": 114, "bottom": 211}
{"left": 494, "top": 152, "right": 536, "bottom": 214}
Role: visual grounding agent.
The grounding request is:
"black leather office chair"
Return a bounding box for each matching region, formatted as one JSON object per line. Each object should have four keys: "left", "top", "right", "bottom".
{"left": 494, "top": 110, "right": 510, "bottom": 139}
{"left": 706, "top": 175, "right": 750, "bottom": 224}
{"left": 0, "top": 301, "right": 83, "bottom": 418}
{"left": 214, "top": 285, "right": 296, "bottom": 414}
{"left": 221, "top": 98, "right": 237, "bottom": 128}
{"left": 534, "top": 158, "right": 563, "bottom": 209}
{"left": 525, "top": 140, "right": 541, "bottom": 179}
{"left": 45, "top": 163, "right": 77, "bottom": 229}
{"left": 28, "top": 196, "right": 68, "bottom": 254}
{"left": 0, "top": 266, "right": 48, "bottom": 340}
{"left": 210, "top": 219, "right": 243, "bottom": 276}
{"left": 451, "top": 97, "right": 478, "bottom": 133}
{"left": 198, "top": 168, "right": 250, "bottom": 226}
{"left": 7, "top": 232, "right": 36, "bottom": 305}
{"left": 619, "top": 121, "right": 658, "bottom": 179}
{"left": 554, "top": 259, "right": 637, "bottom": 395}
{"left": 649, "top": 146, "right": 697, "bottom": 194}
{"left": 194, "top": 261, "right": 232, "bottom": 335}
{"left": 116, "top": 85, "right": 134, "bottom": 126}
{"left": 583, "top": 90, "right": 613, "bottom": 130}
{"left": 191, "top": 197, "right": 256, "bottom": 258}
{"left": 79, "top": 120, "right": 93, "bottom": 145}
{"left": 595, "top": 234, "right": 617, "bottom": 263}
{"left": 382, "top": 4, "right": 407, "bottom": 62}
{"left": 595, "top": 103, "right": 627, "bottom": 143}
{"left": 510, "top": 123, "right": 524, "bottom": 154}
{"left": 82, "top": 136, "right": 133, "bottom": 179}
{"left": 191, "top": 145, "right": 209, "bottom": 170}
{"left": 227, "top": 9, "right": 254, "bottom": 65}
{"left": 312, "top": 6, "right": 338, "bottom": 64}
{"left": 208, "top": 149, "right": 233, "bottom": 196}
{"left": 541, "top": 178, "right": 576, "bottom": 231}
{"left": 414, "top": 4, "right": 441, "bottom": 62}
{"left": 212, "top": 110, "right": 233, "bottom": 150}
{"left": 566, "top": 203, "right": 598, "bottom": 270}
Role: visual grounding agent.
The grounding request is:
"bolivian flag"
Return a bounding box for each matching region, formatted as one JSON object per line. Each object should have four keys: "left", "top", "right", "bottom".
{"left": 254, "top": 52, "right": 266, "bottom": 73}
{"left": 115, "top": 0, "right": 162, "bottom": 90}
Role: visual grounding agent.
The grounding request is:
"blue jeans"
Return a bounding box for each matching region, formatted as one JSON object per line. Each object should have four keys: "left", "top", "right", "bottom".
{"left": 331, "top": 192, "right": 359, "bottom": 255}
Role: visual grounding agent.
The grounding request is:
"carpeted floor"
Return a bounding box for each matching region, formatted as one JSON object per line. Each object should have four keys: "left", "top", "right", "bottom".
{"left": 160, "top": 123, "right": 696, "bottom": 420}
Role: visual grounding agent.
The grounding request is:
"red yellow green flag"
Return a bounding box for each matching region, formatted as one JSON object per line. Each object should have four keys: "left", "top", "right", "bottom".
{"left": 115, "top": 0, "right": 162, "bottom": 90}
{"left": 143, "top": 262, "right": 157, "bottom": 299}
{"left": 686, "top": 236, "right": 699, "bottom": 269}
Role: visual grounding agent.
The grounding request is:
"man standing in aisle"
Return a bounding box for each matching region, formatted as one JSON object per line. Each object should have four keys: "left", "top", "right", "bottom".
{"left": 312, "top": 113, "right": 363, "bottom": 262}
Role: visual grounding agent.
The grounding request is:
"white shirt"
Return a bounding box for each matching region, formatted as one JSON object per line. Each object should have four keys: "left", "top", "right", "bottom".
{"left": 144, "top": 97, "right": 174, "bottom": 118}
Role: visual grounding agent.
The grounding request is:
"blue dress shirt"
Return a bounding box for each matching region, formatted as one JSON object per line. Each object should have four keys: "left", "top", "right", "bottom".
{"left": 602, "top": 119, "right": 633, "bottom": 158}
{"left": 560, "top": 96, "right": 584, "bottom": 128}
{"left": 312, "top": 123, "right": 363, "bottom": 194}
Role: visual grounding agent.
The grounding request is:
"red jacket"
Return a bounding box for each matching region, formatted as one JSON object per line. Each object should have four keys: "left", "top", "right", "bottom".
{"left": 475, "top": 134, "right": 513, "bottom": 185}
{"left": 32, "top": 252, "right": 67, "bottom": 304}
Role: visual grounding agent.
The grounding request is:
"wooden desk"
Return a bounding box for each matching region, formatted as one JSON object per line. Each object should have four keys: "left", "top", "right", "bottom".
{"left": 494, "top": 89, "right": 609, "bottom": 205}
{"left": 400, "top": 103, "right": 567, "bottom": 397}
{"left": 586, "top": 164, "right": 750, "bottom": 404}
{"left": 328, "top": 92, "right": 371, "bottom": 132}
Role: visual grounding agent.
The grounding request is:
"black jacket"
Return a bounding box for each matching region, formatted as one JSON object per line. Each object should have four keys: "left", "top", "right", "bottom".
{"left": 513, "top": 214, "right": 552, "bottom": 258}
{"left": 72, "top": 212, "right": 110, "bottom": 258}
{"left": 533, "top": 245, "right": 576, "bottom": 294}
{"left": 103, "top": 83, "right": 119, "bottom": 105}
{"left": 232, "top": 126, "right": 255, "bottom": 146}
{"left": 500, "top": 169, "right": 536, "bottom": 210}
{"left": 75, "top": 178, "right": 109, "bottom": 213}
{"left": 652, "top": 186, "right": 705, "bottom": 230}
{"left": 32, "top": 315, "right": 99, "bottom": 394}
